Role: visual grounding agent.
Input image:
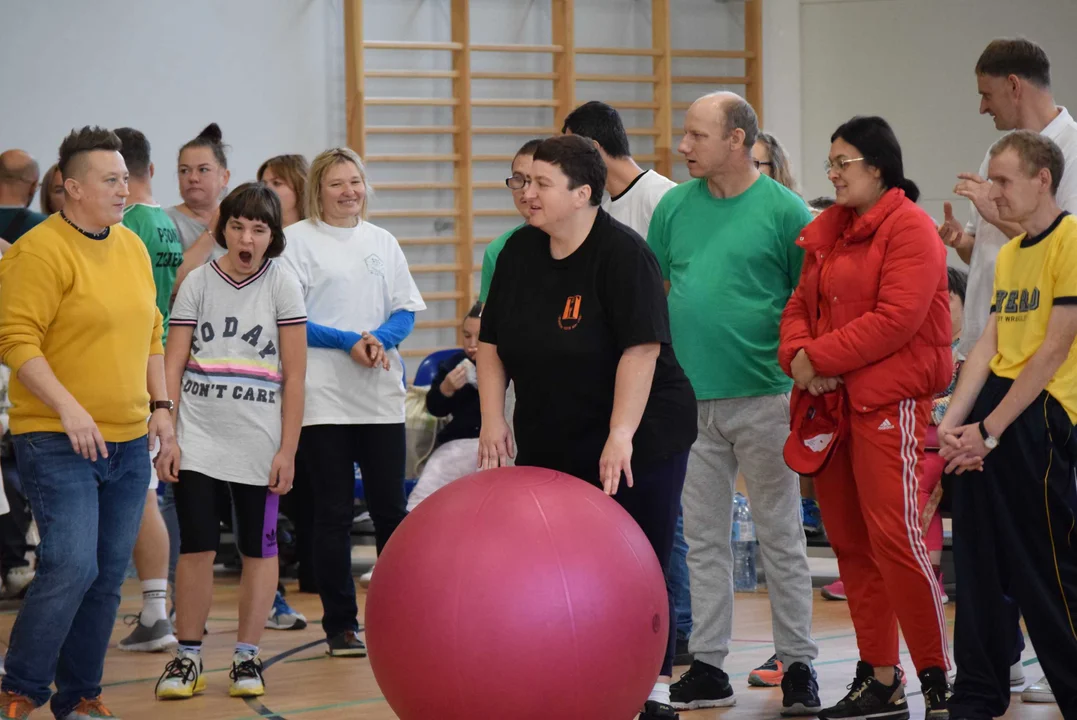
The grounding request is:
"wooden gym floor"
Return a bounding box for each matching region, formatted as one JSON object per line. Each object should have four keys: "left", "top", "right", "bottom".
{"left": 0, "top": 572, "right": 1062, "bottom": 719}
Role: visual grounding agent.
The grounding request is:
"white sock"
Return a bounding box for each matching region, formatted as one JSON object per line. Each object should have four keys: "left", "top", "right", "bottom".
{"left": 648, "top": 681, "right": 671, "bottom": 705}
{"left": 141, "top": 579, "right": 168, "bottom": 625}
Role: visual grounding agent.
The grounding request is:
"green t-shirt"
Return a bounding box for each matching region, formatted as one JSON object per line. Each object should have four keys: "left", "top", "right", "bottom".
{"left": 479, "top": 223, "right": 525, "bottom": 303}
{"left": 647, "top": 175, "right": 811, "bottom": 401}
{"left": 123, "top": 204, "right": 183, "bottom": 342}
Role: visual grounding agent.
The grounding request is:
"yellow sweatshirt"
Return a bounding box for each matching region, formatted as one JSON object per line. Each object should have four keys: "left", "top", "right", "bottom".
{"left": 0, "top": 214, "right": 164, "bottom": 441}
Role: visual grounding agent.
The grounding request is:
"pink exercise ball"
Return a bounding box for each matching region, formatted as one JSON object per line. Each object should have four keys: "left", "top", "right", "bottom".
{"left": 365, "top": 466, "right": 668, "bottom": 720}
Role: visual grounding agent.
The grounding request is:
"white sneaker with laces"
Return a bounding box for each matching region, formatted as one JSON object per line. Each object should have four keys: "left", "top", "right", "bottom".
{"left": 1022, "top": 675, "right": 1055, "bottom": 703}
{"left": 229, "top": 650, "right": 266, "bottom": 697}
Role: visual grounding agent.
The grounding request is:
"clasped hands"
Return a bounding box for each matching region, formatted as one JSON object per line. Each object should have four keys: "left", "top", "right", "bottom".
{"left": 790, "top": 349, "right": 842, "bottom": 397}
{"left": 937, "top": 422, "right": 991, "bottom": 475}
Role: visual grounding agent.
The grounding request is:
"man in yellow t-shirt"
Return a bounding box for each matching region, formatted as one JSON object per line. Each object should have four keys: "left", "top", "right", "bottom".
{"left": 940, "top": 130, "right": 1077, "bottom": 718}
{"left": 0, "top": 127, "right": 175, "bottom": 719}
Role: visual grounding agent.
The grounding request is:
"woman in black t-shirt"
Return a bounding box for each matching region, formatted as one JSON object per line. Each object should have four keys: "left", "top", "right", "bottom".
{"left": 477, "top": 135, "right": 697, "bottom": 720}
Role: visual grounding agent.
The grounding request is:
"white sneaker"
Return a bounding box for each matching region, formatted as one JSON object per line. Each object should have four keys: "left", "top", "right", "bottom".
{"left": 2, "top": 567, "right": 33, "bottom": 599}
{"left": 359, "top": 567, "right": 374, "bottom": 589}
{"left": 155, "top": 650, "right": 205, "bottom": 699}
{"left": 229, "top": 650, "right": 266, "bottom": 697}
{"left": 1009, "top": 661, "right": 1026, "bottom": 687}
{"left": 1022, "top": 675, "right": 1055, "bottom": 703}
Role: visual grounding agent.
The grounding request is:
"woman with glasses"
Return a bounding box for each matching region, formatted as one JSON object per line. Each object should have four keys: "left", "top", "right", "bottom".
{"left": 751, "top": 131, "right": 799, "bottom": 194}
{"left": 778, "top": 115, "right": 953, "bottom": 720}
{"left": 478, "top": 138, "right": 544, "bottom": 303}
{"left": 477, "top": 135, "right": 697, "bottom": 720}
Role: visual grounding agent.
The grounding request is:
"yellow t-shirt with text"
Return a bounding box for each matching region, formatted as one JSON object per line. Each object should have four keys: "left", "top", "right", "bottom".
{"left": 990, "top": 212, "right": 1077, "bottom": 421}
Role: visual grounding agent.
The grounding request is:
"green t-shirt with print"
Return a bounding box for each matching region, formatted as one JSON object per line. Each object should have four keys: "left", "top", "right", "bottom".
{"left": 123, "top": 204, "right": 184, "bottom": 342}
{"left": 647, "top": 174, "right": 811, "bottom": 400}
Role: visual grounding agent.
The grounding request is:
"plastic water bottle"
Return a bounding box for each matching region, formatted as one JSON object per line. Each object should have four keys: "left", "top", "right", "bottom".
{"left": 732, "top": 493, "right": 758, "bottom": 592}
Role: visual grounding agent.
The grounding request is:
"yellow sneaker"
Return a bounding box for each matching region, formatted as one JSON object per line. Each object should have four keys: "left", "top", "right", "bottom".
{"left": 229, "top": 650, "right": 265, "bottom": 698}
{"left": 155, "top": 651, "right": 206, "bottom": 700}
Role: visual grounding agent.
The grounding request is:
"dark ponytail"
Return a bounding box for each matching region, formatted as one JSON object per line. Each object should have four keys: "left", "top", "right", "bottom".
{"left": 179, "top": 122, "right": 229, "bottom": 169}
{"left": 831, "top": 116, "right": 917, "bottom": 202}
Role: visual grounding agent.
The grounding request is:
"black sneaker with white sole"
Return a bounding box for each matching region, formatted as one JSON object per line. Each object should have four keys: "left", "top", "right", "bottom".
{"left": 638, "top": 700, "right": 679, "bottom": 719}
{"left": 781, "top": 661, "right": 822, "bottom": 716}
{"left": 919, "top": 666, "right": 951, "bottom": 720}
{"left": 818, "top": 661, "right": 909, "bottom": 720}
{"left": 326, "top": 630, "right": 367, "bottom": 657}
{"left": 670, "top": 660, "right": 736, "bottom": 710}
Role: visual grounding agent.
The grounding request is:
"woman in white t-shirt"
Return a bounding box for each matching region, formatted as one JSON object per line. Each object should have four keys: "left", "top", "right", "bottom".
{"left": 279, "top": 148, "right": 425, "bottom": 657}
{"left": 154, "top": 183, "right": 307, "bottom": 701}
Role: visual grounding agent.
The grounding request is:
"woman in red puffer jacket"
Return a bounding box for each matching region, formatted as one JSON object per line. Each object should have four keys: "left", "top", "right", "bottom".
{"left": 778, "top": 116, "right": 953, "bottom": 720}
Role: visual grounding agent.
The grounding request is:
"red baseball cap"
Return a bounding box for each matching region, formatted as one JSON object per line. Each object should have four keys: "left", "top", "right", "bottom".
{"left": 784, "top": 387, "right": 848, "bottom": 476}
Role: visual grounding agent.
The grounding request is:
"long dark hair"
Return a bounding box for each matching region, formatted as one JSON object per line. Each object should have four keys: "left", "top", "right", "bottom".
{"left": 831, "top": 116, "right": 919, "bottom": 203}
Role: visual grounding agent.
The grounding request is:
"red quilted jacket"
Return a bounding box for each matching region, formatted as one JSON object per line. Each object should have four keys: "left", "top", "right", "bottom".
{"left": 778, "top": 188, "right": 952, "bottom": 412}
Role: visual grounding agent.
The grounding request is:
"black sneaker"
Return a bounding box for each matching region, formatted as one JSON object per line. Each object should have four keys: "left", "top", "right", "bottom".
{"left": 326, "top": 630, "right": 367, "bottom": 657}
{"left": 781, "top": 662, "right": 822, "bottom": 716}
{"left": 674, "top": 635, "right": 694, "bottom": 666}
{"left": 670, "top": 660, "right": 736, "bottom": 710}
{"left": 639, "top": 700, "right": 679, "bottom": 719}
{"left": 818, "top": 661, "right": 909, "bottom": 720}
{"left": 919, "top": 666, "right": 951, "bottom": 720}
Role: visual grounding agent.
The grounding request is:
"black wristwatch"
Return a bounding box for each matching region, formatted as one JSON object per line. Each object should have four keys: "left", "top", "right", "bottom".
{"left": 978, "top": 421, "right": 999, "bottom": 450}
{"left": 151, "top": 400, "right": 174, "bottom": 413}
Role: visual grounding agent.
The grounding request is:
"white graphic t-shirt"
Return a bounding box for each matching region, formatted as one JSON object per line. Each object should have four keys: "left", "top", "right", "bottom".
{"left": 279, "top": 219, "right": 426, "bottom": 425}
{"left": 170, "top": 259, "right": 307, "bottom": 486}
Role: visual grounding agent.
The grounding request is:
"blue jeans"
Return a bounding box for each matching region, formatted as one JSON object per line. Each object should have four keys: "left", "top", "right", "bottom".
{"left": 669, "top": 509, "right": 693, "bottom": 639}
{"left": 3, "top": 432, "right": 149, "bottom": 717}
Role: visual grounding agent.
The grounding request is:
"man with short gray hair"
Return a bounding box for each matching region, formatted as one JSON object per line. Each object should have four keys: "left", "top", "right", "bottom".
{"left": 647, "top": 92, "right": 819, "bottom": 715}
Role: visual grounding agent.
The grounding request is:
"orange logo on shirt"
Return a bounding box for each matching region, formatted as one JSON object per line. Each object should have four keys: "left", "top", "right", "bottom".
{"left": 559, "top": 295, "right": 582, "bottom": 330}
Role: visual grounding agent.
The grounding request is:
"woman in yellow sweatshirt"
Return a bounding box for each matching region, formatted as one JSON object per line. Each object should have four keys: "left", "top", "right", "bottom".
{"left": 0, "top": 126, "right": 175, "bottom": 720}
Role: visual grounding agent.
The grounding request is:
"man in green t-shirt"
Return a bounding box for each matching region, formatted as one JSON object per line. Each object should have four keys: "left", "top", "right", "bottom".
{"left": 648, "top": 92, "right": 820, "bottom": 714}
{"left": 478, "top": 138, "right": 542, "bottom": 303}
{"left": 114, "top": 127, "right": 181, "bottom": 653}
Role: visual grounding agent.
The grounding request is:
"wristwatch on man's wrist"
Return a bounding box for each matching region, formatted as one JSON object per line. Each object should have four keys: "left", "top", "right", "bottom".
{"left": 151, "top": 400, "right": 174, "bottom": 413}
{"left": 978, "top": 421, "right": 999, "bottom": 450}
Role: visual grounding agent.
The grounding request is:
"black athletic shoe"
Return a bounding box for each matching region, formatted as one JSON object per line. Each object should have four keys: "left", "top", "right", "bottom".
{"left": 818, "top": 661, "right": 909, "bottom": 720}
{"left": 919, "top": 666, "right": 951, "bottom": 720}
{"left": 674, "top": 635, "right": 694, "bottom": 666}
{"left": 670, "top": 660, "right": 736, "bottom": 710}
{"left": 639, "top": 700, "right": 679, "bottom": 719}
{"left": 326, "top": 630, "right": 367, "bottom": 657}
{"left": 781, "top": 662, "right": 822, "bottom": 716}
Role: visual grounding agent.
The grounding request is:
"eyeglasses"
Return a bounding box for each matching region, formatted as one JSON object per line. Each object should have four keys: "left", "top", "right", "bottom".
{"left": 505, "top": 175, "right": 532, "bottom": 191}
{"left": 753, "top": 160, "right": 773, "bottom": 169}
{"left": 824, "top": 157, "right": 865, "bottom": 173}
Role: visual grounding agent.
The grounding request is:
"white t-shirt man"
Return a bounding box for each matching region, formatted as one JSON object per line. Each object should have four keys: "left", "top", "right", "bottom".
{"left": 279, "top": 219, "right": 426, "bottom": 426}
{"left": 170, "top": 259, "right": 307, "bottom": 486}
{"left": 602, "top": 169, "right": 677, "bottom": 239}
{"left": 959, "top": 107, "right": 1077, "bottom": 355}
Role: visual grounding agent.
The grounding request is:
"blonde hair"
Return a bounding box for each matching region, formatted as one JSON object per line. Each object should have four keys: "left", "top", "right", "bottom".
{"left": 258, "top": 154, "right": 310, "bottom": 221}
{"left": 39, "top": 163, "right": 62, "bottom": 214}
{"left": 306, "top": 148, "right": 370, "bottom": 223}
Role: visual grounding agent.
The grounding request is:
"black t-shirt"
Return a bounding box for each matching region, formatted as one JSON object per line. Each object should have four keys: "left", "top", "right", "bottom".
{"left": 425, "top": 351, "right": 481, "bottom": 446}
{"left": 479, "top": 209, "right": 697, "bottom": 484}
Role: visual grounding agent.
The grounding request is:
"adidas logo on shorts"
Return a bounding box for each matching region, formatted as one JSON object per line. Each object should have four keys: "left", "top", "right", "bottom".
{"left": 877, "top": 419, "right": 895, "bottom": 431}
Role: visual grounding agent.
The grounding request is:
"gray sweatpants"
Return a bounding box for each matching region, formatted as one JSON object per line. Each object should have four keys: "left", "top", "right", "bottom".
{"left": 684, "top": 393, "right": 818, "bottom": 669}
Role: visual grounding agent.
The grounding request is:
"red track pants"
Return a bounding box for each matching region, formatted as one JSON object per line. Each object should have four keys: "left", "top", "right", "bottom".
{"left": 814, "top": 398, "right": 950, "bottom": 672}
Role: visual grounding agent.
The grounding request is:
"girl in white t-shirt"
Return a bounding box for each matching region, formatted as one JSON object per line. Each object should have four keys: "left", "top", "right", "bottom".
{"left": 154, "top": 183, "right": 307, "bottom": 701}
{"left": 279, "top": 148, "right": 425, "bottom": 657}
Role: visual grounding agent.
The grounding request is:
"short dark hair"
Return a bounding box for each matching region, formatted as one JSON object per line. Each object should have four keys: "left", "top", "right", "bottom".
{"left": 465, "top": 301, "right": 483, "bottom": 319}
{"left": 179, "top": 122, "right": 228, "bottom": 169}
{"left": 976, "top": 38, "right": 1051, "bottom": 89}
{"left": 561, "top": 101, "right": 631, "bottom": 158}
{"left": 214, "top": 182, "right": 286, "bottom": 258}
{"left": 722, "top": 95, "right": 760, "bottom": 151}
{"left": 808, "top": 196, "right": 836, "bottom": 211}
{"left": 114, "top": 127, "right": 152, "bottom": 178}
{"left": 831, "top": 116, "right": 920, "bottom": 203}
{"left": 947, "top": 266, "right": 968, "bottom": 305}
{"left": 515, "top": 138, "right": 544, "bottom": 160}
{"left": 58, "top": 126, "right": 122, "bottom": 180}
{"left": 532, "top": 135, "right": 606, "bottom": 207}
{"left": 989, "top": 129, "right": 1065, "bottom": 195}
